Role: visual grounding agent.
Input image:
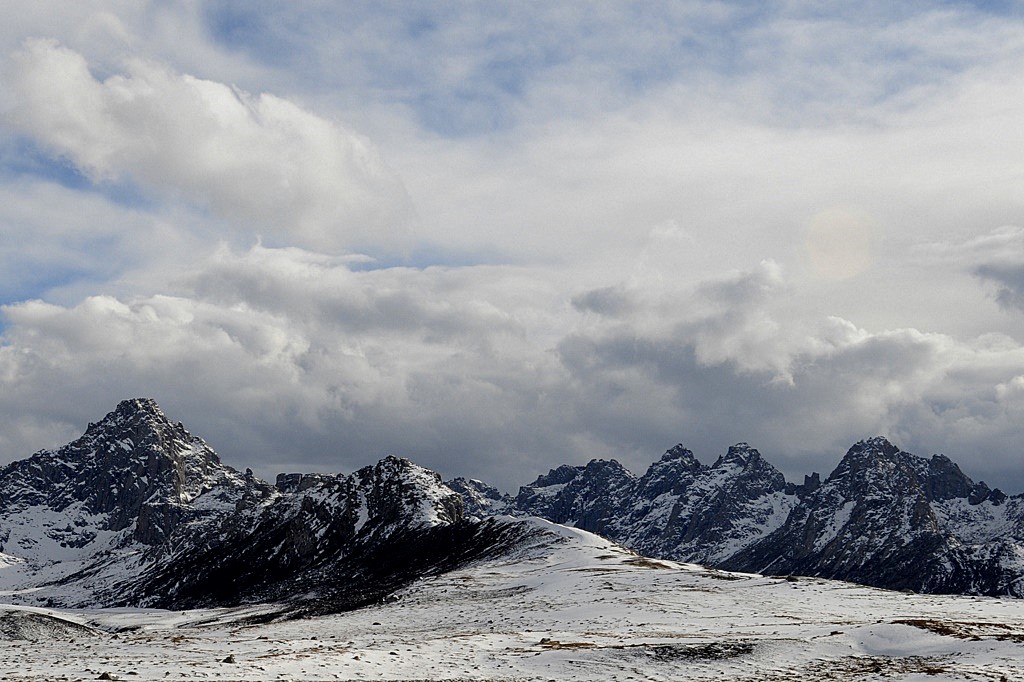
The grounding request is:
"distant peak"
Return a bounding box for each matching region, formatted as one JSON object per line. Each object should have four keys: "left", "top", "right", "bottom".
{"left": 848, "top": 436, "right": 901, "bottom": 458}
{"left": 828, "top": 437, "right": 910, "bottom": 482}
{"left": 661, "top": 444, "right": 696, "bottom": 461}
{"left": 584, "top": 458, "right": 629, "bottom": 473}
{"left": 531, "top": 464, "right": 582, "bottom": 487}
{"left": 728, "top": 442, "right": 758, "bottom": 457}
{"left": 114, "top": 398, "right": 166, "bottom": 419}
{"left": 714, "top": 443, "right": 762, "bottom": 469}
{"left": 645, "top": 445, "right": 703, "bottom": 478}
{"left": 84, "top": 398, "right": 175, "bottom": 436}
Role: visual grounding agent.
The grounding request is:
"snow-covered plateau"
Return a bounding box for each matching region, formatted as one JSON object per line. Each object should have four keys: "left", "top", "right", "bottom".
{"left": 2, "top": 518, "right": 1024, "bottom": 681}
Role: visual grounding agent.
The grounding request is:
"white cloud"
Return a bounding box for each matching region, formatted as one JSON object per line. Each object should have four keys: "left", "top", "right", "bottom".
{"left": 0, "top": 249, "right": 1022, "bottom": 493}
{"left": 556, "top": 273, "right": 1024, "bottom": 487}
{"left": 4, "top": 39, "right": 412, "bottom": 254}
{"left": 915, "top": 226, "right": 1024, "bottom": 317}
{"left": 2, "top": 3, "right": 1024, "bottom": 496}
{"left": 0, "top": 245, "right": 576, "bottom": 485}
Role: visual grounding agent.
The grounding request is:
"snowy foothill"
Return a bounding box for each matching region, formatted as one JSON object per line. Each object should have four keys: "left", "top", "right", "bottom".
{"left": 2, "top": 517, "right": 1023, "bottom": 681}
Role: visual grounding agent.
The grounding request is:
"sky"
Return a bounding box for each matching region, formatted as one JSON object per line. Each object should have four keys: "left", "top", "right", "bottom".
{"left": 1, "top": 1, "right": 1023, "bottom": 493}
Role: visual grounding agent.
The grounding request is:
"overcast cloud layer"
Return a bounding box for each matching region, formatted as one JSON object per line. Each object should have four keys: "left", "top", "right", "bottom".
{"left": 1, "top": 2, "right": 1023, "bottom": 492}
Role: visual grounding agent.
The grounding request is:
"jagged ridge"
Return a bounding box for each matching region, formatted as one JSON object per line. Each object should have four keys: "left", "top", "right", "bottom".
{"left": 484, "top": 436, "right": 1024, "bottom": 598}
{"left": 0, "top": 399, "right": 511, "bottom": 612}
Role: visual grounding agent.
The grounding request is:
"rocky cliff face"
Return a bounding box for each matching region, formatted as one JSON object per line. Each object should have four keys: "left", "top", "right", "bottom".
{"left": 515, "top": 459, "right": 636, "bottom": 538}
{"left": 616, "top": 443, "right": 797, "bottom": 565}
{"left": 720, "top": 437, "right": 1024, "bottom": 596}
{"left": 513, "top": 443, "right": 798, "bottom": 566}
{"left": 445, "top": 477, "right": 513, "bottom": 519}
{"left": 122, "top": 454, "right": 469, "bottom": 610}
{"left": 479, "top": 436, "right": 1024, "bottom": 598}
{"left": 0, "top": 395, "right": 264, "bottom": 561}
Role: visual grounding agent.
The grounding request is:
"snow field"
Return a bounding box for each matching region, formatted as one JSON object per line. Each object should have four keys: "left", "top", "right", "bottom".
{"left": 2, "top": 518, "right": 1023, "bottom": 681}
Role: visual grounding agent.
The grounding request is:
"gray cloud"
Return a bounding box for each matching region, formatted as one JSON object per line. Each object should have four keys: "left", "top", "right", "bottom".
{"left": 1, "top": 253, "right": 1022, "bottom": 495}
{"left": 975, "top": 263, "right": 1024, "bottom": 313}
{"left": 571, "top": 286, "right": 636, "bottom": 317}
{"left": 921, "top": 226, "right": 1024, "bottom": 317}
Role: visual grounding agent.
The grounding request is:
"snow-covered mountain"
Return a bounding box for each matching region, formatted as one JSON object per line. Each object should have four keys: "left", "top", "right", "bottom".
{"left": 445, "top": 476, "right": 513, "bottom": 519}
{"left": 0, "top": 399, "right": 514, "bottom": 611}
{"left": 0, "top": 398, "right": 267, "bottom": 606}
{"left": 722, "top": 437, "right": 1024, "bottom": 596}
{"left": 511, "top": 443, "right": 810, "bottom": 566}
{"left": 3, "top": 398, "right": 1023, "bottom": 610}
{"left": 497, "top": 437, "right": 1024, "bottom": 598}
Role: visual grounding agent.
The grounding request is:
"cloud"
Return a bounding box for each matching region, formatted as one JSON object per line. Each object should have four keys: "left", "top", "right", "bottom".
{"left": 975, "top": 262, "right": 1024, "bottom": 313}
{"left": 919, "top": 226, "right": 1024, "bottom": 316}
{"left": 0, "top": 245, "right": 576, "bottom": 487}
{"left": 558, "top": 302, "right": 1024, "bottom": 489}
{"left": 571, "top": 285, "right": 635, "bottom": 317}
{"left": 1, "top": 251, "right": 1022, "bottom": 494}
{"left": 2, "top": 3, "right": 1024, "bottom": 499}
{"left": 193, "top": 3, "right": 1024, "bottom": 136}
{"left": 0, "top": 177, "right": 211, "bottom": 305}
{"left": 4, "top": 39, "right": 412, "bottom": 254}
{"left": 961, "top": 227, "right": 1024, "bottom": 314}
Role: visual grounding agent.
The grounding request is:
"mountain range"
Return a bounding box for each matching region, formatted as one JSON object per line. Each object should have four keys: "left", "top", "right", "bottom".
{"left": 1, "top": 398, "right": 1022, "bottom": 612}
{"left": 0, "top": 398, "right": 535, "bottom": 613}
{"left": 456, "top": 438, "right": 1024, "bottom": 596}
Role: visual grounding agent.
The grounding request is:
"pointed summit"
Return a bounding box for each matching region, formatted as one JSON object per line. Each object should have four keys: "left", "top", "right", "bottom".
{"left": 713, "top": 443, "right": 765, "bottom": 469}
{"left": 632, "top": 445, "right": 703, "bottom": 500}
{"left": 84, "top": 398, "right": 191, "bottom": 451}
{"left": 852, "top": 435, "right": 901, "bottom": 456}
{"left": 114, "top": 396, "right": 165, "bottom": 418}
{"left": 69, "top": 398, "right": 226, "bottom": 505}
{"left": 823, "top": 436, "right": 921, "bottom": 493}
{"left": 0, "top": 399, "right": 243, "bottom": 544}
{"left": 660, "top": 444, "right": 700, "bottom": 464}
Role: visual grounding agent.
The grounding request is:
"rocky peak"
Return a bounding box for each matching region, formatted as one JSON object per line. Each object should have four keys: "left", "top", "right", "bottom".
{"left": 514, "top": 464, "right": 584, "bottom": 520}
{"left": 276, "top": 472, "right": 341, "bottom": 493}
{"left": 825, "top": 437, "right": 922, "bottom": 494}
{"left": 447, "top": 477, "right": 504, "bottom": 500}
{"left": 0, "top": 398, "right": 254, "bottom": 549}
{"left": 660, "top": 444, "right": 702, "bottom": 466}
{"left": 713, "top": 443, "right": 762, "bottom": 469}
{"left": 635, "top": 445, "right": 704, "bottom": 499}
{"left": 842, "top": 436, "right": 903, "bottom": 463}
{"left": 925, "top": 454, "right": 975, "bottom": 502}
{"left": 925, "top": 454, "right": 1007, "bottom": 506}
{"left": 785, "top": 472, "right": 822, "bottom": 499}
{"left": 66, "top": 398, "right": 227, "bottom": 508}
{"left": 529, "top": 464, "right": 582, "bottom": 488}
{"left": 582, "top": 458, "right": 634, "bottom": 481}
{"left": 106, "top": 397, "right": 166, "bottom": 424}
{"left": 447, "top": 477, "right": 513, "bottom": 519}
{"left": 514, "top": 458, "right": 635, "bottom": 537}
{"left": 707, "top": 443, "right": 788, "bottom": 497}
{"left": 355, "top": 456, "right": 463, "bottom": 532}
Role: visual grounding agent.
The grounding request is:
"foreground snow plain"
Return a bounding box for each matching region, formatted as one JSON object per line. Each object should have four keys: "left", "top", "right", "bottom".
{"left": 2, "top": 518, "right": 1023, "bottom": 682}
